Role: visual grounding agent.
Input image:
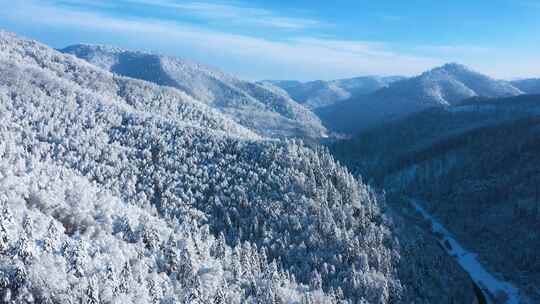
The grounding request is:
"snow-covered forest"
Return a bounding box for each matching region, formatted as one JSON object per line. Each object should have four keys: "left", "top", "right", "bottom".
{"left": 60, "top": 44, "right": 328, "bottom": 140}
{"left": 0, "top": 30, "right": 405, "bottom": 303}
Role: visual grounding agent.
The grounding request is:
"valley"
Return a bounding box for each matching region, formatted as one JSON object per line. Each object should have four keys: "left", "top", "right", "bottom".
{"left": 331, "top": 94, "right": 540, "bottom": 303}
{"left": 410, "top": 198, "right": 521, "bottom": 304}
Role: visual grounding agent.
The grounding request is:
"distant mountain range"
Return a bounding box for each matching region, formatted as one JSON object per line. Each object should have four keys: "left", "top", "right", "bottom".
{"left": 61, "top": 44, "right": 327, "bottom": 139}
{"left": 316, "top": 63, "right": 525, "bottom": 134}
{"left": 263, "top": 76, "right": 405, "bottom": 109}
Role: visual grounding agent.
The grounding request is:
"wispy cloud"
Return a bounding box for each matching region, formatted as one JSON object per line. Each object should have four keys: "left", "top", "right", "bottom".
{"left": 0, "top": 0, "right": 442, "bottom": 80}
{"left": 62, "top": 0, "right": 325, "bottom": 30}
{"left": 158, "top": 0, "right": 324, "bottom": 29}
{"left": 416, "top": 45, "right": 492, "bottom": 55}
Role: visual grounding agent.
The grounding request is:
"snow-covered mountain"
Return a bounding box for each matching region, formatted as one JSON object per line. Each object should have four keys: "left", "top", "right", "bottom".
{"left": 316, "top": 63, "right": 523, "bottom": 134}
{"left": 512, "top": 78, "right": 540, "bottom": 94}
{"left": 0, "top": 30, "right": 408, "bottom": 303}
{"left": 265, "top": 76, "right": 404, "bottom": 109}
{"left": 61, "top": 44, "right": 327, "bottom": 139}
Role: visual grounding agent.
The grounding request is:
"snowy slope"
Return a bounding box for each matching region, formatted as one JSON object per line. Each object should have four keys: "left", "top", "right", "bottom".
{"left": 0, "top": 30, "right": 400, "bottom": 303}
{"left": 317, "top": 63, "right": 523, "bottom": 134}
{"left": 512, "top": 78, "right": 540, "bottom": 94}
{"left": 265, "top": 76, "right": 404, "bottom": 109}
{"left": 61, "top": 44, "right": 327, "bottom": 139}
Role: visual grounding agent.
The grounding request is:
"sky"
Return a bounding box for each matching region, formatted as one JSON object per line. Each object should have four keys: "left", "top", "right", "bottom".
{"left": 0, "top": 0, "right": 539, "bottom": 81}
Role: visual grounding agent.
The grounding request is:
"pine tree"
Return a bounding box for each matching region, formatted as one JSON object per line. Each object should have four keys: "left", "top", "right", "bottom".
{"left": 105, "top": 263, "right": 119, "bottom": 298}
{"left": 163, "top": 234, "right": 179, "bottom": 275}
{"left": 0, "top": 221, "right": 10, "bottom": 254}
{"left": 177, "top": 245, "right": 195, "bottom": 285}
{"left": 43, "top": 220, "right": 59, "bottom": 253}
{"left": 22, "top": 214, "right": 33, "bottom": 238}
{"left": 72, "top": 240, "right": 88, "bottom": 277}
{"left": 184, "top": 276, "right": 203, "bottom": 304}
{"left": 147, "top": 278, "right": 162, "bottom": 304}
{"left": 86, "top": 277, "right": 100, "bottom": 304}
{"left": 213, "top": 284, "right": 227, "bottom": 304}
{"left": 309, "top": 270, "right": 323, "bottom": 290}
{"left": 118, "top": 215, "right": 137, "bottom": 243}
{"left": 0, "top": 201, "right": 12, "bottom": 255}
{"left": 16, "top": 230, "right": 34, "bottom": 264}
{"left": 212, "top": 232, "right": 227, "bottom": 260}
{"left": 12, "top": 264, "right": 27, "bottom": 291}
{"left": 61, "top": 240, "right": 71, "bottom": 257}
{"left": 119, "top": 262, "right": 132, "bottom": 294}
{"left": 301, "top": 292, "right": 313, "bottom": 304}
{"left": 0, "top": 200, "right": 14, "bottom": 227}
{"left": 142, "top": 224, "right": 160, "bottom": 251}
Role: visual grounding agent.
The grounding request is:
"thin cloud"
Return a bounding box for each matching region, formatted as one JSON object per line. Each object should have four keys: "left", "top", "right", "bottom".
{"left": 416, "top": 45, "right": 492, "bottom": 55}
{"left": 1, "top": 0, "right": 441, "bottom": 80}
{"left": 69, "top": 0, "right": 325, "bottom": 30}
{"left": 164, "top": 1, "right": 323, "bottom": 29}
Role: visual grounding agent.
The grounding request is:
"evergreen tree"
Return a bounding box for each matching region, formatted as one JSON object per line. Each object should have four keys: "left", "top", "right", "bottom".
{"left": 0, "top": 221, "right": 10, "bottom": 254}
{"left": 86, "top": 277, "right": 100, "bottom": 304}
{"left": 43, "top": 220, "right": 59, "bottom": 253}
{"left": 119, "top": 262, "right": 132, "bottom": 294}
{"left": 72, "top": 240, "right": 88, "bottom": 277}
{"left": 16, "top": 230, "right": 34, "bottom": 264}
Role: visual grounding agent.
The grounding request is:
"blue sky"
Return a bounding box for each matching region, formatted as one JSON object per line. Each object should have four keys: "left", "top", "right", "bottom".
{"left": 0, "top": 0, "right": 538, "bottom": 80}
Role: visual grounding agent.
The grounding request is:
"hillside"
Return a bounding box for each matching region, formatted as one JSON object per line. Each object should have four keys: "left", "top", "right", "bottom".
{"left": 317, "top": 63, "right": 523, "bottom": 134}
{"left": 331, "top": 94, "right": 540, "bottom": 302}
{"left": 266, "top": 76, "right": 404, "bottom": 109}
{"left": 61, "top": 44, "right": 327, "bottom": 139}
{"left": 512, "top": 78, "right": 540, "bottom": 94}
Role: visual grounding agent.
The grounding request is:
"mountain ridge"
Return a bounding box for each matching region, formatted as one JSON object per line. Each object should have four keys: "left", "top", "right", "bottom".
{"left": 316, "top": 62, "right": 523, "bottom": 134}
{"left": 512, "top": 78, "right": 540, "bottom": 95}
{"left": 264, "top": 75, "right": 405, "bottom": 109}
{"left": 61, "top": 44, "right": 327, "bottom": 139}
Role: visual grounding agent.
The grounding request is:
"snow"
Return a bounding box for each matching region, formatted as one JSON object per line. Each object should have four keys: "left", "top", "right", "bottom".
{"left": 316, "top": 62, "right": 524, "bottom": 134}
{"left": 266, "top": 76, "right": 403, "bottom": 109}
{"left": 61, "top": 44, "right": 328, "bottom": 139}
{"left": 410, "top": 199, "right": 522, "bottom": 304}
{"left": 0, "top": 30, "right": 401, "bottom": 303}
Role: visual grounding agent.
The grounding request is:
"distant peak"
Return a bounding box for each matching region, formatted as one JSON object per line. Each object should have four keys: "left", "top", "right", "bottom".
{"left": 437, "top": 62, "right": 474, "bottom": 73}
{"left": 62, "top": 43, "right": 128, "bottom": 54}
{"left": 421, "top": 62, "right": 482, "bottom": 78}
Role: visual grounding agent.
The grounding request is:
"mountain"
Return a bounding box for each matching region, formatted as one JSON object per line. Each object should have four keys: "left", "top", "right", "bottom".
{"left": 61, "top": 44, "right": 327, "bottom": 139}
{"left": 265, "top": 76, "right": 405, "bottom": 109}
{"left": 2, "top": 29, "right": 387, "bottom": 303}
{"left": 0, "top": 30, "right": 479, "bottom": 303}
{"left": 512, "top": 78, "right": 540, "bottom": 94}
{"left": 331, "top": 94, "right": 540, "bottom": 303}
{"left": 317, "top": 63, "right": 523, "bottom": 134}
